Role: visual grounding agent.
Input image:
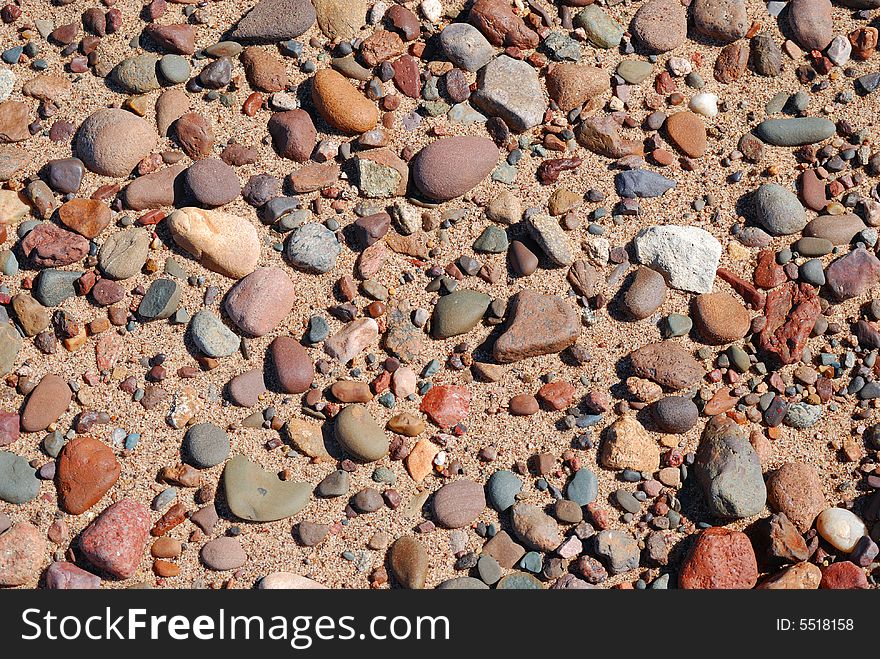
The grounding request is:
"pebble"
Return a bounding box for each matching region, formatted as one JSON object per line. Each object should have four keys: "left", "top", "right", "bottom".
{"left": 692, "top": 0, "right": 748, "bottom": 43}
{"left": 788, "top": 0, "right": 833, "bottom": 51}
{"left": 432, "top": 480, "right": 485, "bottom": 528}
{"left": 766, "top": 462, "right": 825, "bottom": 533}
{"left": 223, "top": 454, "right": 310, "bottom": 521}
{"left": 566, "top": 468, "right": 598, "bottom": 506}
{"left": 324, "top": 317, "right": 379, "bottom": 363}
{"left": 78, "top": 499, "right": 150, "bottom": 579}
{"left": 816, "top": 507, "right": 866, "bottom": 552}
{"left": 0, "top": 523, "right": 44, "bottom": 585}
{"left": 632, "top": 225, "right": 721, "bottom": 293}
{"left": 138, "top": 279, "right": 181, "bottom": 321}
{"left": 439, "top": 22, "right": 494, "bottom": 72}
{"left": 0, "top": 451, "right": 40, "bottom": 503}
{"left": 334, "top": 404, "right": 389, "bottom": 462}
{"left": 652, "top": 396, "right": 698, "bottom": 433}
{"left": 388, "top": 536, "right": 428, "bottom": 589}
{"left": 510, "top": 502, "right": 562, "bottom": 552}
{"left": 268, "top": 110, "right": 317, "bottom": 162}
{"left": 167, "top": 207, "right": 260, "bottom": 279}
{"left": 311, "top": 68, "right": 378, "bottom": 134}
{"left": 412, "top": 136, "right": 498, "bottom": 201}
{"left": 230, "top": 0, "right": 317, "bottom": 42}
{"left": 75, "top": 109, "right": 156, "bottom": 177}
{"left": 754, "top": 117, "right": 836, "bottom": 146}
{"left": 183, "top": 423, "right": 230, "bottom": 468}
{"left": 21, "top": 374, "right": 71, "bottom": 432}
{"left": 600, "top": 415, "right": 659, "bottom": 472}
{"left": 665, "top": 111, "right": 707, "bottom": 158}
{"left": 112, "top": 54, "right": 161, "bottom": 94}
{"left": 184, "top": 158, "right": 241, "bottom": 208}
{"left": 753, "top": 183, "right": 808, "bottom": 236}
{"left": 692, "top": 292, "right": 750, "bottom": 344}
{"left": 631, "top": 0, "right": 687, "bottom": 53}
{"left": 189, "top": 309, "right": 240, "bottom": 358}
{"left": 573, "top": 5, "right": 624, "bottom": 49}
{"left": 526, "top": 213, "right": 574, "bottom": 266}
{"left": 45, "top": 562, "right": 101, "bottom": 590}
{"left": 201, "top": 537, "right": 247, "bottom": 571}
{"left": 594, "top": 530, "right": 640, "bottom": 574}
{"left": 493, "top": 290, "right": 579, "bottom": 363}
{"left": 430, "top": 289, "right": 491, "bottom": 339}
{"left": 546, "top": 64, "right": 609, "bottom": 113}
{"left": 268, "top": 336, "right": 314, "bottom": 393}
{"left": 622, "top": 266, "right": 666, "bottom": 320}
{"left": 487, "top": 470, "right": 522, "bottom": 511}
{"left": 471, "top": 55, "right": 546, "bottom": 133}
{"left": 285, "top": 222, "right": 341, "bottom": 273}
{"left": 57, "top": 436, "right": 120, "bottom": 514}
{"left": 615, "top": 169, "right": 676, "bottom": 198}
{"left": 695, "top": 416, "right": 767, "bottom": 518}
{"left": 680, "top": 527, "right": 758, "bottom": 589}
{"left": 225, "top": 267, "right": 295, "bottom": 336}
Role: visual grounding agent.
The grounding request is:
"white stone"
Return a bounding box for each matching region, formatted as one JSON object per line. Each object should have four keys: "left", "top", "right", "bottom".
{"left": 689, "top": 92, "right": 718, "bottom": 118}
{"left": 632, "top": 225, "right": 722, "bottom": 294}
{"left": 368, "top": 1, "right": 387, "bottom": 23}
{"left": 816, "top": 507, "right": 866, "bottom": 552}
{"left": 420, "top": 0, "right": 442, "bottom": 23}
{"left": 0, "top": 69, "right": 14, "bottom": 102}
{"left": 667, "top": 56, "right": 691, "bottom": 77}
{"left": 259, "top": 572, "right": 326, "bottom": 589}
{"left": 585, "top": 237, "right": 610, "bottom": 265}
{"left": 827, "top": 34, "right": 851, "bottom": 67}
{"left": 0, "top": 189, "right": 30, "bottom": 225}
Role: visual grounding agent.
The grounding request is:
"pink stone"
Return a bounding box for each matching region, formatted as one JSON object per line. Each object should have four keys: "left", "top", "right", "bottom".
{"left": 557, "top": 535, "right": 583, "bottom": 559}
{"left": 0, "top": 410, "right": 19, "bottom": 446}
{"left": 0, "top": 522, "right": 45, "bottom": 586}
{"left": 420, "top": 384, "right": 471, "bottom": 428}
{"left": 224, "top": 267, "right": 296, "bottom": 337}
{"left": 78, "top": 499, "right": 150, "bottom": 579}
{"left": 45, "top": 561, "right": 101, "bottom": 589}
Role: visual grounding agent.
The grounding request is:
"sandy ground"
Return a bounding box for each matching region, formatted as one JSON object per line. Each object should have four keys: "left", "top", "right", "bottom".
{"left": 0, "top": 0, "right": 875, "bottom": 589}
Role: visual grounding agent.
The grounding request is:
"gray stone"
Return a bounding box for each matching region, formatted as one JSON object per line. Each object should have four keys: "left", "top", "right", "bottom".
{"left": 471, "top": 55, "right": 547, "bottom": 133}
{"left": 439, "top": 22, "right": 494, "bottom": 72}
{"left": 632, "top": 225, "right": 722, "bottom": 294}
{"left": 137, "top": 279, "right": 181, "bottom": 321}
{"left": 566, "top": 468, "right": 598, "bottom": 505}
{"left": 573, "top": 5, "right": 624, "bottom": 49}
{"left": 0, "top": 451, "right": 40, "bottom": 504}
{"left": 594, "top": 529, "right": 640, "bottom": 574}
{"left": 487, "top": 470, "right": 522, "bottom": 511}
{"left": 752, "top": 183, "right": 807, "bottom": 236}
{"left": 285, "top": 223, "right": 341, "bottom": 273}
{"left": 754, "top": 117, "right": 836, "bottom": 146}
{"left": 223, "top": 454, "right": 310, "bottom": 521}
{"left": 695, "top": 416, "right": 767, "bottom": 518}
{"left": 182, "top": 423, "right": 230, "bottom": 468}
{"left": 98, "top": 228, "right": 150, "bottom": 280}
{"left": 189, "top": 309, "right": 240, "bottom": 357}
{"left": 0, "top": 321, "right": 21, "bottom": 376}
{"left": 430, "top": 290, "right": 492, "bottom": 339}
{"left": 615, "top": 170, "right": 676, "bottom": 198}
{"left": 33, "top": 269, "right": 83, "bottom": 307}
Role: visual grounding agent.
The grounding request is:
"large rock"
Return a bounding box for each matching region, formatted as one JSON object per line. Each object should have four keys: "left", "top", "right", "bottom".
{"left": 766, "top": 462, "right": 825, "bottom": 533}
{"left": 752, "top": 183, "right": 808, "bottom": 236}
{"left": 411, "top": 136, "right": 498, "bottom": 201}
{"left": 224, "top": 267, "right": 295, "bottom": 336}
{"left": 695, "top": 416, "right": 767, "bottom": 519}
{"left": 692, "top": 0, "right": 749, "bottom": 43}
{"left": 629, "top": 342, "right": 705, "bottom": 390}
{"left": 78, "top": 499, "right": 150, "bottom": 579}
{"left": 223, "top": 455, "right": 310, "bottom": 521}
{"left": 0, "top": 522, "right": 44, "bottom": 586}
{"left": 166, "top": 207, "right": 260, "bottom": 279}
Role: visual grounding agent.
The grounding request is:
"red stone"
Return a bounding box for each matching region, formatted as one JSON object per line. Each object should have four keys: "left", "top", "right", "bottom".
{"left": 716, "top": 268, "right": 765, "bottom": 309}
{"left": 392, "top": 55, "right": 421, "bottom": 98}
{"left": 758, "top": 282, "right": 821, "bottom": 365}
{"left": 20, "top": 222, "right": 89, "bottom": 267}
{"left": 536, "top": 381, "right": 576, "bottom": 411}
{"left": 753, "top": 249, "right": 786, "bottom": 289}
{"left": 0, "top": 410, "right": 19, "bottom": 446}
{"left": 78, "top": 499, "right": 150, "bottom": 579}
{"left": 679, "top": 527, "right": 758, "bottom": 589}
{"left": 419, "top": 384, "right": 471, "bottom": 428}
{"left": 820, "top": 561, "right": 869, "bottom": 589}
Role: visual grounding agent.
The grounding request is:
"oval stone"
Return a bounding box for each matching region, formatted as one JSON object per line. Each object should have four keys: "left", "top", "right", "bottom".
{"left": 21, "top": 374, "right": 71, "bottom": 432}
{"left": 167, "top": 207, "right": 260, "bottom": 279}
{"left": 334, "top": 404, "right": 389, "bottom": 462}
{"left": 75, "top": 109, "right": 157, "bottom": 178}
{"left": 310, "top": 68, "right": 378, "bottom": 134}
{"left": 432, "top": 480, "right": 486, "bottom": 528}
{"left": 268, "top": 336, "right": 314, "bottom": 394}
{"left": 224, "top": 267, "right": 295, "bottom": 337}
{"left": 411, "top": 136, "right": 499, "bottom": 201}
{"left": 56, "top": 436, "right": 120, "bottom": 515}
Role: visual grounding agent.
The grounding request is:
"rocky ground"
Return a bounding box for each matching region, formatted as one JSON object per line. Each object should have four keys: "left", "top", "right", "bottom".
{"left": 0, "top": 0, "right": 878, "bottom": 590}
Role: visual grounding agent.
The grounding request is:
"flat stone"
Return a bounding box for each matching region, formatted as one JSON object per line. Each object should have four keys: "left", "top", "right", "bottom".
{"left": 411, "top": 136, "right": 498, "bottom": 201}
{"left": 629, "top": 341, "right": 705, "bottom": 390}
{"left": 56, "top": 436, "right": 120, "bottom": 514}
{"left": 231, "top": 0, "right": 316, "bottom": 43}
{"left": 388, "top": 536, "right": 428, "bottom": 589}
{"left": 334, "top": 404, "right": 389, "bottom": 462}
{"left": 21, "top": 374, "right": 71, "bottom": 432}
{"left": 471, "top": 55, "right": 546, "bottom": 133}
{"left": 510, "top": 502, "right": 562, "bottom": 551}
{"left": 0, "top": 522, "right": 44, "bottom": 585}
{"left": 430, "top": 290, "right": 491, "bottom": 339}
{"left": 766, "top": 462, "right": 825, "bottom": 532}
{"left": 78, "top": 499, "right": 150, "bottom": 579}
{"left": 600, "top": 415, "right": 659, "bottom": 472}
{"left": 754, "top": 117, "right": 836, "bottom": 146}
{"left": 201, "top": 537, "right": 246, "bottom": 571}
{"left": 223, "top": 455, "right": 310, "bottom": 521}
{"left": 285, "top": 222, "right": 341, "bottom": 274}
{"left": 432, "top": 480, "right": 485, "bottom": 528}
{"left": 0, "top": 451, "right": 40, "bottom": 503}
{"left": 493, "top": 290, "right": 579, "bottom": 363}
{"left": 189, "top": 309, "right": 240, "bottom": 358}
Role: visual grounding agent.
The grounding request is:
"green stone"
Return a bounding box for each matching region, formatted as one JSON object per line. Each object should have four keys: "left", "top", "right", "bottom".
{"left": 158, "top": 54, "right": 191, "bottom": 84}
{"left": 0, "top": 321, "right": 21, "bottom": 377}
{"left": 573, "top": 5, "right": 624, "bottom": 49}
{"left": 662, "top": 313, "right": 692, "bottom": 338}
{"left": 223, "top": 455, "right": 311, "bottom": 522}
{"left": 137, "top": 278, "right": 181, "bottom": 321}
{"left": 496, "top": 571, "right": 544, "bottom": 589}
{"left": 473, "top": 226, "right": 508, "bottom": 253}
{"left": 430, "top": 289, "right": 492, "bottom": 339}
{"left": 616, "top": 60, "right": 653, "bottom": 84}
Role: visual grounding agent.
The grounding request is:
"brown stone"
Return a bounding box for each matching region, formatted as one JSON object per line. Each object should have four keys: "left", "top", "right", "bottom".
{"left": 57, "top": 198, "right": 111, "bottom": 238}
{"left": 665, "top": 111, "right": 707, "bottom": 158}
{"left": 714, "top": 41, "right": 749, "bottom": 83}
{"left": 758, "top": 282, "right": 821, "bottom": 364}
{"left": 56, "top": 436, "right": 121, "bottom": 515}
{"left": 468, "top": 0, "right": 539, "bottom": 49}
{"left": 629, "top": 342, "right": 705, "bottom": 390}
{"left": 753, "top": 249, "right": 787, "bottom": 289}
{"left": 145, "top": 23, "right": 195, "bottom": 55}
{"left": 20, "top": 222, "right": 89, "bottom": 267}
{"left": 766, "top": 462, "right": 825, "bottom": 533}
{"left": 692, "top": 292, "right": 750, "bottom": 345}
{"left": 546, "top": 63, "right": 609, "bottom": 112}
{"left": 174, "top": 112, "right": 214, "bottom": 159}
{"left": 493, "top": 290, "right": 580, "bottom": 363}
{"left": 268, "top": 336, "right": 314, "bottom": 394}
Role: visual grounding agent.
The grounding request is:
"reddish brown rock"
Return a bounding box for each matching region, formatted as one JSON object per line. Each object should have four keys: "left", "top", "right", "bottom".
{"left": 716, "top": 268, "right": 765, "bottom": 309}
{"left": 20, "top": 374, "right": 72, "bottom": 432}
{"left": 268, "top": 336, "right": 314, "bottom": 394}
{"left": 766, "top": 462, "right": 825, "bottom": 533}
{"left": 360, "top": 30, "right": 404, "bottom": 66}
{"left": 78, "top": 499, "right": 150, "bottom": 579}
{"left": 224, "top": 267, "right": 295, "bottom": 336}
{"left": 798, "top": 169, "right": 827, "bottom": 212}
{"left": 412, "top": 136, "right": 498, "bottom": 202}
{"left": 714, "top": 41, "right": 749, "bottom": 83}
{"left": 469, "top": 0, "right": 539, "bottom": 49}
{"left": 509, "top": 394, "right": 539, "bottom": 416}
{"left": 20, "top": 222, "right": 89, "bottom": 267}
{"left": 758, "top": 282, "right": 821, "bottom": 364}
{"left": 432, "top": 480, "right": 485, "bottom": 528}
{"left": 0, "top": 411, "right": 19, "bottom": 446}
{"left": 546, "top": 63, "right": 609, "bottom": 112}
{"left": 241, "top": 46, "right": 289, "bottom": 92}
{"left": 576, "top": 114, "right": 644, "bottom": 159}
{"left": 420, "top": 384, "right": 471, "bottom": 428}
{"left": 493, "top": 290, "right": 580, "bottom": 363}
{"left": 537, "top": 381, "right": 577, "bottom": 411}
{"left": 0, "top": 100, "right": 31, "bottom": 143}
{"left": 679, "top": 527, "right": 759, "bottom": 589}
{"left": 174, "top": 112, "right": 214, "bottom": 159}
{"left": 753, "top": 249, "right": 787, "bottom": 289}
{"left": 692, "top": 292, "right": 750, "bottom": 345}
{"left": 288, "top": 161, "right": 340, "bottom": 193}
{"left": 629, "top": 342, "right": 705, "bottom": 390}
{"left": 392, "top": 54, "right": 421, "bottom": 98}
{"left": 57, "top": 198, "right": 111, "bottom": 239}
{"left": 145, "top": 23, "right": 195, "bottom": 55}
{"left": 665, "top": 111, "right": 707, "bottom": 158}
{"left": 56, "top": 436, "right": 121, "bottom": 515}
{"left": 820, "top": 561, "right": 869, "bottom": 589}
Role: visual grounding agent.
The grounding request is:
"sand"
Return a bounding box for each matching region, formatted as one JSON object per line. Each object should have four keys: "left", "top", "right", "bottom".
{"left": 0, "top": 0, "right": 874, "bottom": 589}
